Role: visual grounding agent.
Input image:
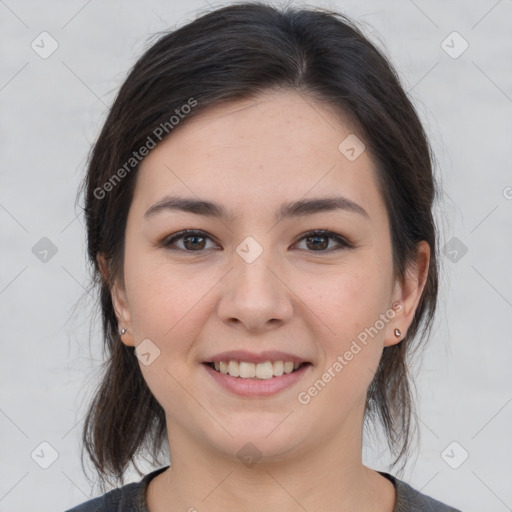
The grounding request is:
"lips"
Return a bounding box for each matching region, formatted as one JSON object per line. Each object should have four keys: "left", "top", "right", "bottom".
{"left": 202, "top": 359, "right": 312, "bottom": 397}
{"left": 201, "top": 350, "right": 313, "bottom": 395}
{"left": 203, "top": 350, "right": 311, "bottom": 380}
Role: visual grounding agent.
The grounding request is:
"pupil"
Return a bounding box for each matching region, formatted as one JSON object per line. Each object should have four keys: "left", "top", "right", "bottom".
{"left": 308, "top": 235, "right": 327, "bottom": 250}
{"left": 185, "top": 235, "right": 204, "bottom": 250}
{"left": 186, "top": 235, "right": 328, "bottom": 251}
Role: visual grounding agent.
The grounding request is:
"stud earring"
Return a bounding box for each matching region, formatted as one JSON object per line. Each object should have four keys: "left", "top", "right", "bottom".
{"left": 119, "top": 327, "right": 127, "bottom": 336}
{"left": 394, "top": 328, "right": 401, "bottom": 337}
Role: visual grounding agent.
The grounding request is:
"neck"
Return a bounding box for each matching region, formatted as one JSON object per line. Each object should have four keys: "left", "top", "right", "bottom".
{"left": 146, "top": 405, "right": 396, "bottom": 512}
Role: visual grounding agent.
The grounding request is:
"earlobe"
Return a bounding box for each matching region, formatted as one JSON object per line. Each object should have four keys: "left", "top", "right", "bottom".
{"left": 385, "top": 241, "right": 430, "bottom": 347}
{"left": 111, "top": 282, "right": 136, "bottom": 347}
{"left": 97, "top": 253, "right": 135, "bottom": 347}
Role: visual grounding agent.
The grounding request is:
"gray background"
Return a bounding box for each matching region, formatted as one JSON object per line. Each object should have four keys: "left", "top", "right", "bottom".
{"left": 1, "top": 1, "right": 511, "bottom": 510}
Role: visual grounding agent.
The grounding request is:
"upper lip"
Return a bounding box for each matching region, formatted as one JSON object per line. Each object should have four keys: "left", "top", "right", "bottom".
{"left": 204, "top": 350, "right": 310, "bottom": 364}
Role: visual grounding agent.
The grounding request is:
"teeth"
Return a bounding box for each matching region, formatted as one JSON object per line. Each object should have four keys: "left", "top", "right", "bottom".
{"left": 255, "top": 361, "right": 273, "bottom": 379}
{"left": 284, "top": 362, "right": 294, "bottom": 373}
{"left": 228, "top": 360, "right": 239, "bottom": 377}
{"left": 239, "top": 361, "right": 256, "bottom": 378}
{"left": 211, "top": 360, "right": 304, "bottom": 379}
{"left": 273, "top": 360, "right": 284, "bottom": 376}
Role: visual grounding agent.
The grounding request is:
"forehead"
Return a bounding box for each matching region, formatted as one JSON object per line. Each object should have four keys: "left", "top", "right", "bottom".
{"left": 132, "top": 89, "right": 387, "bottom": 226}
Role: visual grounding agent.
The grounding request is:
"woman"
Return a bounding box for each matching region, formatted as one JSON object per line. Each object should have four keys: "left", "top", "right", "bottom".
{"left": 67, "top": 2, "right": 461, "bottom": 511}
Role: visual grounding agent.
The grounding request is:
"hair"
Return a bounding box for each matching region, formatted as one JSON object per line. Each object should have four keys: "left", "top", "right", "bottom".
{"left": 78, "top": 1, "right": 439, "bottom": 489}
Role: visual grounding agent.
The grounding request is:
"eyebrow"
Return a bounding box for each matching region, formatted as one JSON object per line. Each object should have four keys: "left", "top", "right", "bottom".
{"left": 144, "top": 195, "right": 369, "bottom": 222}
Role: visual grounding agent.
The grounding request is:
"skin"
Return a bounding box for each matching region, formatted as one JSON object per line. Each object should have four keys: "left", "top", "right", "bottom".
{"left": 99, "top": 89, "right": 430, "bottom": 512}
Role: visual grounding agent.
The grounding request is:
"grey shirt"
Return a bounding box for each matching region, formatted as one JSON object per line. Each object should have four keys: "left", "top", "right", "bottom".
{"left": 65, "top": 466, "right": 462, "bottom": 511}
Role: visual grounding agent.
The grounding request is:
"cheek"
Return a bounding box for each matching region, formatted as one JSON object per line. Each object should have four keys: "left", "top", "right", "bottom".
{"left": 124, "top": 248, "right": 219, "bottom": 351}
{"left": 126, "top": 242, "right": 392, "bottom": 346}
{"left": 308, "top": 260, "right": 392, "bottom": 377}
{"left": 313, "top": 259, "right": 391, "bottom": 331}
{"left": 295, "top": 276, "right": 389, "bottom": 421}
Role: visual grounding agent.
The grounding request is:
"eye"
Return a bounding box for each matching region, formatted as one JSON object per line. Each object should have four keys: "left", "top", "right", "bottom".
{"left": 162, "top": 230, "right": 219, "bottom": 252}
{"left": 161, "top": 229, "right": 352, "bottom": 253}
{"left": 293, "top": 229, "right": 353, "bottom": 252}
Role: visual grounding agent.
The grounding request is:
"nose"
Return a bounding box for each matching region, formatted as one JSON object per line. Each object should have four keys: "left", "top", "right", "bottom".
{"left": 217, "top": 247, "right": 294, "bottom": 333}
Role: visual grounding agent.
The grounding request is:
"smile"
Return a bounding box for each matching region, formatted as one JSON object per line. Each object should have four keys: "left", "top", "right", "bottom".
{"left": 202, "top": 361, "right": 312, "bottom": 397}
{"left": 207, "top": 360, "right": 307, "bottom": 379}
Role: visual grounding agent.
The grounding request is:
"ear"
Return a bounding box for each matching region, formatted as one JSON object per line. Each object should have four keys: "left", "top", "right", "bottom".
{"left": 97, "top": 253, "right": 135, "bottom": 347}
{"left": 384, "top": 240, "right": 430, "bottom": 347}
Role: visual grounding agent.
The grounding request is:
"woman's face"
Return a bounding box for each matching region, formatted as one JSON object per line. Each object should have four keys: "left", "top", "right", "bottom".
{"left": 109, "top": 89, "right": 428, "bottom": 463}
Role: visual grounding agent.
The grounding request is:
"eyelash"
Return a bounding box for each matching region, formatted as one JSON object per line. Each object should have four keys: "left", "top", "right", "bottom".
{"left": 161, "top": 229, "right": 353, "bottom": 254}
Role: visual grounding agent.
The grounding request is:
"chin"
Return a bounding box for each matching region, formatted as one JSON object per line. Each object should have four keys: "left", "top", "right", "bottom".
{"left": 201, "top": 416, "right": 311, "bottom": 462}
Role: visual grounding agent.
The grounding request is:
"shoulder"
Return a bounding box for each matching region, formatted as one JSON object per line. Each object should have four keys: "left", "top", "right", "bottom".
{"left": 63, "top": 481, "right": 141, "bottom": 512}
{"left": 64, "top": 466, "right": 169, "bottom": 512}
{"left": 379, "top": 472, "right": 462, "bottom": 512}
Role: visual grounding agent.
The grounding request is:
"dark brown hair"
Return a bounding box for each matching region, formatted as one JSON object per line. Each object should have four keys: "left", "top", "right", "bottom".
{"left": 78, "top": 1, "right": 439, "bottom": 489}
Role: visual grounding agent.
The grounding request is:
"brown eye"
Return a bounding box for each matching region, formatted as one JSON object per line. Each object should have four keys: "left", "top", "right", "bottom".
{"left": 294, "top": 230, "right": 352, "bottom": 252}
{"left": 163, "top": 230, "right": 218, "bottom": 252}
{"left": 162, "top": 229, "right": 352, "bottom": 254}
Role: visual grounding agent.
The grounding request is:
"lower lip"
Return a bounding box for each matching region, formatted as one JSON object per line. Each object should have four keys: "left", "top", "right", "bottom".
{"left": 202, "top": 363, "right": 312, "bottom": 397}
